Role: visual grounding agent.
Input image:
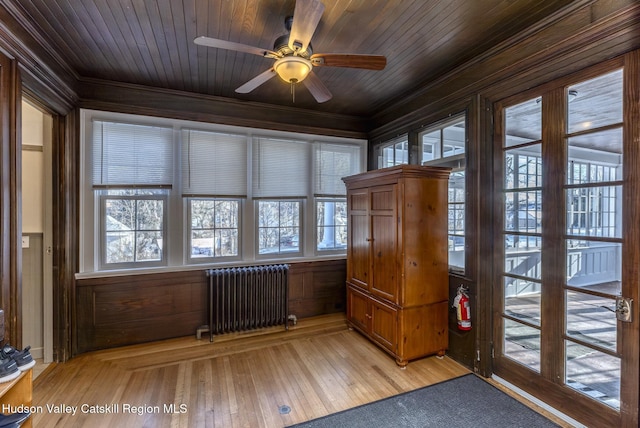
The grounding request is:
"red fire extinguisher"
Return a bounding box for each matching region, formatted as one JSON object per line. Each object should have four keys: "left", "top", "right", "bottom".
{"left": 453, "top": 285, "right": 471, "bottom": 331}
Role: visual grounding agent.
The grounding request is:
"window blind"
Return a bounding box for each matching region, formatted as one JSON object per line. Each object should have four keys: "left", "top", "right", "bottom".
{"left": 252, "top": 137, "right": 309, "bottom": 198}
{"left": 92, "top": 120, "right": 174, "bottom": 188}
{"left": 182, "top": 129, "right": 247, "bottom": 197}
{"left": 314, "top": 142, "right": 361, "bottom": 196}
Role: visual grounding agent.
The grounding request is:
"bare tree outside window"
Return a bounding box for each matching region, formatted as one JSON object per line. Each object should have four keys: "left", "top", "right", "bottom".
{"left": 189, "top": 199, "right": 239, "bottom": 258}
{"left": 103, "top": 189, "right": 166, "bottom": 265}
{"left": 258, "top": 201, "right": 300, "bottom": 254}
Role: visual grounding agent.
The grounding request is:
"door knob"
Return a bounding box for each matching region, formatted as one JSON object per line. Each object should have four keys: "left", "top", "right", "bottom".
{"left": 615, "top": 296, "right": 632, "bottom": 323}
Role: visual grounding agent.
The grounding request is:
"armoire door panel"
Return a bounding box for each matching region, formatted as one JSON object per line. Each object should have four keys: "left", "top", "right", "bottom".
{"left": 346, "top": 285, "right": 370, "bottom": 332}
{"left": 371, "top": 213, "right": 397, "bottom": 302}
{"left": 347, "top": 213, "right": 370, "bottom": 289}
{"left": 370, "top": 185, "right": 395, "bottom": 211}
{"left": 370, "top": 298, "right": 398, "bottom": 352}
{"left": 349, "top": 190, "right": 369, "bottom": 211}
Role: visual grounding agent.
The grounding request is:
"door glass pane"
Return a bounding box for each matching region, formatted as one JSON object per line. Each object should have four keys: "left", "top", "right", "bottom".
{"left": 504, "top": 318, "right": 540, "bottom": 372}
{"left": 566, "top": 341, "right": 620, "bottom": 409}
{"left": 505, "top": 237, "right": 542, "bottom": 279}
{"left": 568, "top": 128, "right": 622, "bottom": 183}
{"left": 505, "top": 233, "right": 542, "bottom": 251}
{"left": 505, "top": 98, "right": 542, "bottom": 147}
{"left": 566, "top": 186, "right": 621, "bottom": 238}
{"left": 566, "top": 291, "right": 617, "bottom": 351}
{"left": 504, "top": 278, "right": 541, "bottom": 325}
{"left": 568, "top": 69, "right": 623, "bottom": 134}
{"left": 505, "top": 146, "right": 543, "bottom": 189}
{"left": 504, "top": 191, "right": 541, "bottom": 233}
{"left": 566, "top": 240, "right": 622, "bottom": 294}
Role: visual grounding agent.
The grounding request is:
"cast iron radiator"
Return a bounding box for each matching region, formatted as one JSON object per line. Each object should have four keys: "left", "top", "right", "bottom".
{"left": 196, "top": 264, "right": 290, "bottom": 342}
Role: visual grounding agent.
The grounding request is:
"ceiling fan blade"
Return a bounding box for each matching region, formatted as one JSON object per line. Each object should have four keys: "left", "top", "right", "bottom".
{"left": 302, "top": 71, "right": 332, "bottom": 103}
{"left": 194, "top": 36, "right": 277, "bottom": 57}
{"left": 311, "top": 53, "right": 387, "bottom": 70}
{"left": 288, "top": 0, "right": 325, "bottom": 54}
{"left": 235, "top": 68, "right": 277, "bottom": 93}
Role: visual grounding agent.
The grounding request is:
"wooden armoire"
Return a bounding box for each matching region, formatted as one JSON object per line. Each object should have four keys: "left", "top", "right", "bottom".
{"left": 343, "top": 164, "right": 450, "bottom": 367}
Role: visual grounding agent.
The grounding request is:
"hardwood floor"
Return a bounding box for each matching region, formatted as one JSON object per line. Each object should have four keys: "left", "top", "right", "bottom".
{"left": 32, "top": 314, "right": 470, "bottom": 427}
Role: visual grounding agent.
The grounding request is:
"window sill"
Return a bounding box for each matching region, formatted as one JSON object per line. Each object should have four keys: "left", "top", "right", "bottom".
{"left": 75, "top": 254, "right": 347, "bottom": 280}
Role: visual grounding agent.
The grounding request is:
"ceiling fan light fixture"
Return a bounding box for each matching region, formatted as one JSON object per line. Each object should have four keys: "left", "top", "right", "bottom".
{"left": 274, "top": 56, "right": 312, "bottom": 83}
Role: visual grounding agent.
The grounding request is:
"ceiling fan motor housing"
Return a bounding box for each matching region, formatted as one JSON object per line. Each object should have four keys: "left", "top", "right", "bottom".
{"left": 274, "top": 16, "right": 313, "bottom": 57}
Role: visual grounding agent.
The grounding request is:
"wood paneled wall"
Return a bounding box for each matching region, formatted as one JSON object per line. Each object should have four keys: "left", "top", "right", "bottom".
{"left": 77, "top": 79, "right": 369, "bottom": 140}
{"left": 0, "top": 52, "right": 22, "bottom": 348}
{"left": 74, "top": 259, "right": 346, "bottom": 355}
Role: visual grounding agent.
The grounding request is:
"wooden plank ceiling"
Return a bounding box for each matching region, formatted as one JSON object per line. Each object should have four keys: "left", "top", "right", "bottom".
{"left": 9, "top": 0, "right": 576, "bottom": 117}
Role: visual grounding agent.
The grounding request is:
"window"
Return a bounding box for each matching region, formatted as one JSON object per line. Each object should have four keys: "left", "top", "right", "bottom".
{"left": 377, "top": 135, "right": 408, "bottom": 168}
{"left": 422, "top": 122, "right": 465, "bottom": 162}
{"left": 92, "top": 121, "right": 173, "bottom": 188}
{"left": 81, "top": 110, "right": 365, "bottom": 273}
{"left": 420, "top": 116, "right": 467, "bottom": 270}
{"left": 182, "top": 129, "right": 246, "bottom": 261}
{"left": 101, "top": 189, "right": 167, "bottom": 266}
{"left": 448, "top": 171, "right": 465, "bottom": 262}
{"left": 316, "top": 199, "right": 347, "bottom": 251}
{"left": 181, "top": 129, "right": 247, "bottom": 197}
{"left": 258, "top": 200, "right": 301, "bottom": 254}
{"left": 253, "top": 137, "right": 307, "bottom": 256}
{"left": 253, "top": 137, "right": 309, "bottom": 198}
{"left": 189, "top": 199, "right": 239, "bottom": 259}
{"left": 313, "top": 142, "right": 360, "bottom": 252}
{"left": 92, "top": 120, "right": 173, "bottom": 268}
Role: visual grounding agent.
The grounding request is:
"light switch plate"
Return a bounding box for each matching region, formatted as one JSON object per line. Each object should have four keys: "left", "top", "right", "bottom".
{"left": 21, "top": 236, "right": 29, "bottom": 248}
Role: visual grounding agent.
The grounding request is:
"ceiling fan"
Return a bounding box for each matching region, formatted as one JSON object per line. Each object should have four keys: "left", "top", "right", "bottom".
{"left": 194, "top": 0, "right": 386, "bottom": 103}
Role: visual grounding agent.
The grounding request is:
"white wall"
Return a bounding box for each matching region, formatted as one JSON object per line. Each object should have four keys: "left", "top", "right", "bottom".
{"left": 22, "top": 101, "right": 44, "bottom": 233}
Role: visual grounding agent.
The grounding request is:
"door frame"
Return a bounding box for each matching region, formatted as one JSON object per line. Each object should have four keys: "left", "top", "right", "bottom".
{"left": 42, "top": 107, "right": 54, "bottom": 363}
{"left": 491, "top": 53, "right": 639, "bottom": 427}
{"left": 0, "top": 54, "right": 22, "bottom": 347}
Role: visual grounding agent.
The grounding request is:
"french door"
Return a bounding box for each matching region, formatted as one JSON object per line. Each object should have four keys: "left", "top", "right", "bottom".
{"left": 493, "top": 53, "right": 639, "bottom": 427}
